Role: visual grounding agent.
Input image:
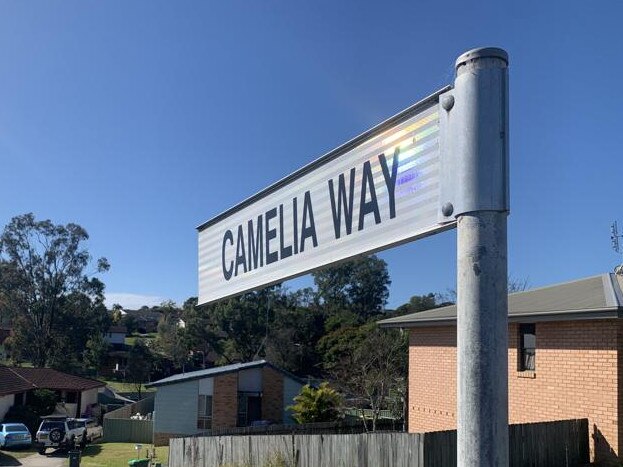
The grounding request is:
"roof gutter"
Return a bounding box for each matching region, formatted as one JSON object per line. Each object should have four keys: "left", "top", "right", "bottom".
{"left": 378, "top": 307, "right": 622, "bottom": 328}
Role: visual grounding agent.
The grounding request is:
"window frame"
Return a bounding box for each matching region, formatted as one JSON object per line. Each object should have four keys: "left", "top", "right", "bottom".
{"left": 518, "top": 323, "right": 536, "bottom": 372}
{"left": 197, "top": 394, "right": 213, "bottom": 430}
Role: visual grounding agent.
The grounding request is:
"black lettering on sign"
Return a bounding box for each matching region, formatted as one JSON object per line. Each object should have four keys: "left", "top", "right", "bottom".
{"left": 328, "top": 168, "right": 356, "bottom": 239}
{"left": 222, "top": 229, "right": 234, "bottom": 281}
{"left": 379, "top": 148, "right": 399, "bottom": 220}
{"left": 235, "top": 224, "right": 247, "bottom": 276}
{"left": 265, "top": 207, "right": 278, "bottom": 265}
{"left": 279, "top": 204, "right": 293, "bottom": 260}
{"left": 292, "top": 197, "right": 299, "bottom": 255}
{"left": 300, "top": 191, "right": 318, "bottom": 252}
{"left": 358, "top": 160, "right": 381, "bottom": 231}
{"left": 248, "top": 215, "right": 263, "bottom": 271}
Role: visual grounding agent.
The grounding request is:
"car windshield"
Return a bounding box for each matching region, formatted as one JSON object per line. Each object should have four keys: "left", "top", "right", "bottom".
{"left": 40, "top": 421, "right": 64, "bottom": 431}
{"left": 4, "top": 424, "right": 28, "bottom": 432}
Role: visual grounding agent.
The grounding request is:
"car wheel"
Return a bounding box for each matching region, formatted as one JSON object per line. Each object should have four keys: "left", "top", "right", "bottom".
{"left": 38, "top": 447, "right": 46, "bottom": 455}
{"left": 49, "top": 428, "right": 63, "bottom": 444}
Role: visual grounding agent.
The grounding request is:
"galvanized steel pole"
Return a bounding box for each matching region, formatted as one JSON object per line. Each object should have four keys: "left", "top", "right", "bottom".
{"left": 454, "top": 48, "right": 509, "bottom": 466}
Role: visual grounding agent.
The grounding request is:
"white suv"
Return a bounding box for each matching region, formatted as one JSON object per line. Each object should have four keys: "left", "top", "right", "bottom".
{"left": 35, "top": 417, "right": 86, "bottom": 454}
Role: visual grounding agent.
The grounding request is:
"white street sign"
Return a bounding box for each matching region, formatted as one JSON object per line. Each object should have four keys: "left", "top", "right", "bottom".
{"left": 197, "top": 89, "right": 454, "bottom": 305}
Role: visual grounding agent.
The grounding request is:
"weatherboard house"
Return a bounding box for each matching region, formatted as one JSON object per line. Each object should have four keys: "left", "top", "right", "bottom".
{"left": 379, "top": 273, "right": 623, "bottom": 464}
{"left": 147, "top": 360, "right": 304, "bottom": 446}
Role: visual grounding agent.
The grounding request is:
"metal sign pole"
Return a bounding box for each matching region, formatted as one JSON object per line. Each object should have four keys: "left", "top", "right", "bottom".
{"left": 452, "top": 48, "right": 510, "bottom": 466}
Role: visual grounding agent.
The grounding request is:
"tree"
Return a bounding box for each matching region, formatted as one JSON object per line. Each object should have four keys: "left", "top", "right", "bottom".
{"left": 265, "top": 304, "right": 324, "bottom": 376}
{"left": 126, "top": 340, "right": 152, "bottom": 399}
{"left": 313, "top": 255, "right": 390, "bottom": 319}
{"left": 84, "top": 333, "right": 110, "bottom": 376}
{"left": 320, "top": 324, "right": 407, "bottom": 432}
{"left": 392, "top": 293, "right": 452, "bottom": 318}
{"left": 155, "top": 304, "right": 188, "bottom": 371}
{"left": 289, "top": 382, "right": 343, "bottom": 424}
{"left": 121, "top": 314, "right": 138, "bottom": 335}
{"left": 347, "top": 328, "right": 407, "bottom": 431}
{"left": 0, "top": 213, "right": 109, "bottom": 367}
{"left": 209, "top": 286, "right": 284, "bottom": 363}
{"left": 183, "top": 296, "right": 220, "bottom": 369}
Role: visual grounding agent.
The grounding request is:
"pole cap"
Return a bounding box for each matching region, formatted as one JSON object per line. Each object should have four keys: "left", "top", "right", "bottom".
{"left": 455, "top": 47, "right": 508, "bottom": 69}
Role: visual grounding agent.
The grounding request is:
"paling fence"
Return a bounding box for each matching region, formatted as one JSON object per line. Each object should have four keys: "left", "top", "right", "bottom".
{"left": 103, "top": 418, "right": 154, "bottom": 443}
{"left": 103, "top": 396, "right": 155, "bottom": 443}
{"left": 169, "top": 418, "right": 589, "bottom": 467}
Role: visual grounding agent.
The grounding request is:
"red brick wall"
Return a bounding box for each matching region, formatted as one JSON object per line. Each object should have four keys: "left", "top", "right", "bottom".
{"left": 261, "top": 367, "right": 284, "bottom": 423}
{"left": 213, "top": 373, "right": 238, "bottom": 428}
{"left": 408, "top": 319, "right": 621, "bottom": 463}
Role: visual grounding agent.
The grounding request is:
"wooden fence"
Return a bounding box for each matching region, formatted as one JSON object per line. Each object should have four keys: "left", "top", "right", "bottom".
{"left": 103, "top": 418, "right": 154, "bottom": 443}
{"left": 169, "top": 418, "right": 588, "bottom": 467}
{"left": 103, "top": 395, "right": 155, "bottom": 443}
{"left": 193, "top": 418, "right": 402, "bottom": 438}
{"left": 104, "top": 395, "right": 155, "bottom": 419}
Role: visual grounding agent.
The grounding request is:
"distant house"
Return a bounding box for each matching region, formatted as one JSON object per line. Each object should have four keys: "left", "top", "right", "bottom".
{"left": 102, "top": 326, "right": 129, "bottom": 377}
{"left": 0, "top": 366, "right": 106, "bottom": 420}
{"left": 378, "top": 273, "right": 623, "bottom": 464}
{"left": 125, "top": 309, "right": 163, "bottom": 334}
{"left": 147, "top": 360, "right": 304, "bottom": 445}
{"left": 104, "top": 325, "right": 127, "bottom": 347}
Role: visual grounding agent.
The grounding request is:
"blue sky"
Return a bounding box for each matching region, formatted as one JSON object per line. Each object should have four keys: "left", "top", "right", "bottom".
{"left": 0, "top": 1, "right": 621, "bottom": 309}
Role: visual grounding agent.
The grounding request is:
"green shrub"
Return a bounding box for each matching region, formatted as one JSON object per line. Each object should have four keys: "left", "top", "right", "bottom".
{"left": 288, "top": 382, "right": 343, "bottom": 424}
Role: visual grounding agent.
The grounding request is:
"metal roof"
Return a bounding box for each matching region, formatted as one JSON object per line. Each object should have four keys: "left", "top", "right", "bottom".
{"left": 146, "top": 360, "right": 305, "bottom": 388}
{"left": 378, "top": 273, "right": 623, "bottom": 328}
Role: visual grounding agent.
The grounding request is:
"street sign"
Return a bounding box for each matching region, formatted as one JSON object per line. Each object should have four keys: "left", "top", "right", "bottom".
{"left": 197, "top": 87, "right": 455, "bottom": 305}
{"left": 198, "top": 47, "right": 510, "bottom": 466}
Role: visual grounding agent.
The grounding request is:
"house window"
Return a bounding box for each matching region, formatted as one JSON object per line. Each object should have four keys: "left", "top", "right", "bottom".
{"left": 237, "top": 392, "right": 262, "bottom": 427}
{"left": 197, "top": 395, "right": 213, "bottom": 430}
{"left": 519, "top": 324, "right": 536, "bottom": 371}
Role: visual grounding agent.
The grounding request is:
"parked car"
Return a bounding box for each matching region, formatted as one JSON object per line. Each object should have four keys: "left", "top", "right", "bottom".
{"left": 34, "top": 417, "right": 86, "bottom": 454}
{"left": 74, "top": 418, "right": 103, "bottom": 443}
{"left": 0, "top": 423, "right": 32, "bottom": 449}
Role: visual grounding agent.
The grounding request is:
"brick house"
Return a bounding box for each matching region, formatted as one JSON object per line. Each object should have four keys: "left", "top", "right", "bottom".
{"left": 147, "top": 360, "right": 304, "bottom": 445}
{"left": 379, "top": 273, "right": 623, "bottom": 464}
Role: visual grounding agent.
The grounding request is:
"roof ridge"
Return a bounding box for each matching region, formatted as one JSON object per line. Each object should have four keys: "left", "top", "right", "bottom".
{"left": 607, "top": 273, "right": 623, "bottom": 307}
{"left": 507, "top": 273, "right": 606, "bottom": 297}
{"left": 6, "top": 367, "right": 37, "bottom": 389}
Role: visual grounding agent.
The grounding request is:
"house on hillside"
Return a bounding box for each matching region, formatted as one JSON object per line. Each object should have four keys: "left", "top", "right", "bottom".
{"left": 378, "top": 273, "right": 623, "bottom": 464}
{"left": 104, "top": 325, "right": 127, "bottom": 347}
{"left": 147, "top": 360, "right": 304, "bottom": 445}
{"left": 101, "top": 325, "right": 130, "bottom": 377}
{"left": 125, "top": 309, "right": 163, "bottom": 334}
{"left": 0, "top": 366, "right": 106, "bottom": 420}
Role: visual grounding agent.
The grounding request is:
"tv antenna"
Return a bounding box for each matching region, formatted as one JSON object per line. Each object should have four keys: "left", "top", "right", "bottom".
{"left": 611, "top": 221, "right": 623, "bottom": 275}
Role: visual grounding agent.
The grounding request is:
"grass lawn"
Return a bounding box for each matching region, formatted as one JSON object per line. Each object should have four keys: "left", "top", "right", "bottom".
{"left": 102, "top": 380, "right": 155, "bottom": 395}
{"left": 81, "top": 442, "right": 168, "bottom": 467}
{"left": 125, "top": 333, "right": 157, "bottom": 346}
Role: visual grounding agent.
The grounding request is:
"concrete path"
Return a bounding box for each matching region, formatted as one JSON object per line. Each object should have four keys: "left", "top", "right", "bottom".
{"left": 3, "top": 452, "right": 67, "bottom": 467}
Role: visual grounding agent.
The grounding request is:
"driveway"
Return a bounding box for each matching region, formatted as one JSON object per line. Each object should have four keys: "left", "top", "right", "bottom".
{"left": 0, "top": 450, "right": 67, "bottom": 467}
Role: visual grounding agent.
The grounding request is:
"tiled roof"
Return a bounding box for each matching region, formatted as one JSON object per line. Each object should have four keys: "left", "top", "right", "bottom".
{"left": 0, "top": 367, "right": 35, "bottom": 396}
{"left": 379, "top": 273, "right": 623, "bottom": 328}
{"left": 107, "top": 325, "right": 127, "bottom": 334}
{"left": 0, "top": 366, "right": 105, "bottom": 395}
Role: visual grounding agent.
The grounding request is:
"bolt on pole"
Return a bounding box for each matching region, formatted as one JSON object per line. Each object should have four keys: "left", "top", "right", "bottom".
{"left": 453, "top": 48, "right": 510, "bottom": 466}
